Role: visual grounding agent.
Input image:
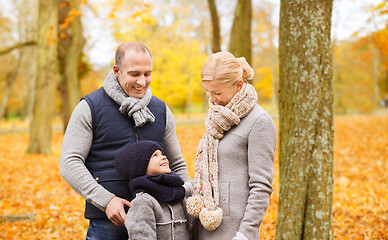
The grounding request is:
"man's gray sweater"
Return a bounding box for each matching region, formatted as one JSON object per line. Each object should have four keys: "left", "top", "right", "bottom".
{"left": 60, "top": 100, "right": 190, "bottom": 212}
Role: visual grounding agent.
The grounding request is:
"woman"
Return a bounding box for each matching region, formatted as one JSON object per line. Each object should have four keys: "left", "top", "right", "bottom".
{"left": 186, "top": 52, "right": 276, "bottom": 240}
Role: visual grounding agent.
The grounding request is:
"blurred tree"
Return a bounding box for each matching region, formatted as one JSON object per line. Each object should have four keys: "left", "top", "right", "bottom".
{"left": 359, "top": 25, "right": 388, "bottom": 109}
{"left": 17, "top": 0, "right": 38, "bottom": 121}
{"left": 276, "top": 0, "right": 334, "bottom": 239}
{"left": 229, "top": 0, "right": 252, "bottom": 66}
{"left": 0, "top": 57, "right": 21, "bottom": 122}
{"left": 0, "top": 0, "right": 38, "bottom": 121}
{"left": 58, "top": 0, "right": 86, "bottom": 131}
{"left": 253, "top": 0, "right": 279, "bottom": 107}
{"left": 0, "top": 14, "right": 17, "bottom": 121}
{"left": 333, "top": 40, "right": 376, "bottom": 113}
{"left": 347, "top": 1, "right": 388, "bottom": 110}
{"left": 207, "top": 0, "right": 221, "bottom": 53}
{"left": 27, "top": 0, "right": 59, "bottom": 154}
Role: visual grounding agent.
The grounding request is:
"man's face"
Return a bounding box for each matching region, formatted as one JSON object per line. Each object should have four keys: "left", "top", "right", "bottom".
{"left": 114, "top": 50, "right": 152, "bottom": 98}
{"left": 146, "top": 150, "right": 171, "bottom": 175}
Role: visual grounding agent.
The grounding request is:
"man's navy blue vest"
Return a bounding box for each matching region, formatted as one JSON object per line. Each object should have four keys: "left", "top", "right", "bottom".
{"left": 82, "top": 87, "right": 166, "bottom": 219}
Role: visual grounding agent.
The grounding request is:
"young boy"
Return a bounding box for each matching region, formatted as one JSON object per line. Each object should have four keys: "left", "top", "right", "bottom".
{"left": 114, "top": 140, "right": 192, "bottom": 240}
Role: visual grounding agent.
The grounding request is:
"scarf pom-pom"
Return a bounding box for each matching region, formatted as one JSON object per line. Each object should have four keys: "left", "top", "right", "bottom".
{"left": 199, "top": 207, "right": 223, "bottom": 231}
{"left": 186, "top": 196, "right": 204, "bottom": 218}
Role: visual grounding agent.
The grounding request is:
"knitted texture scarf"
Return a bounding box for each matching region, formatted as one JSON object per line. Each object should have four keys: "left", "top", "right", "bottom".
{"left": 103, "top": 71, "right": 155, "bottom": 127}
{"left": 129, "top": 172, "right": 185, "bottom": 203}
{"left": 186, "top": 82, "right": 258, "bottom": 231}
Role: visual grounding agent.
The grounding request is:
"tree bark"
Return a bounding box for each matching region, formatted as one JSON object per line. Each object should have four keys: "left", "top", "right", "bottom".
{"left": 58, "top": 0, "right": 85, "bottom": 131}
{"left": 207, "top": 0, "right": 221, "bottom": 53}
{"left": 229, "top": 0, "right": 252, "bottom": 65}
{"left": 27, "top": 0, "right": 59, "bottom": 154}
{"left": 276, "top": 1, "right": 334, "bottom": 239}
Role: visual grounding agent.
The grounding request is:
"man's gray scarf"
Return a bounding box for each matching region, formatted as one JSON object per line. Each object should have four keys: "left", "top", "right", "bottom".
{"left": 103, "top": 71, "right": 155, "bottom": 127}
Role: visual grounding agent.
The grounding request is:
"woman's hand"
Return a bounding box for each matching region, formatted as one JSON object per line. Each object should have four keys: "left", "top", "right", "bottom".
{"left": 183, "top": 181, "right": 194, "bottom": 198}
{"left": 233, "top": 232, "right": 248, "bottom": 240}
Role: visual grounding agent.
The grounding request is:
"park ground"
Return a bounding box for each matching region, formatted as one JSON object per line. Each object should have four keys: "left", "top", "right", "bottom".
{"left": 0, "top": 113, "right": 387, "bottom": 239}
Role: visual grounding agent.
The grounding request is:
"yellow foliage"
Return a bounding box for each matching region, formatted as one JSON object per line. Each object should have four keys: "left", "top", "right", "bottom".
{"left": 69, "top": 9, "right": 81, "bottom": 17}
{"left": 255, "top": 67, "right": 273, "bottom": 101}
{"left": 59, "top": 33, "right": 67, "bottom": 39}
{"left": 111, "top": 14, "right": 208, "bottom": 112}
{"left": 79, "top": 70, "right": 103, "bottom": 96}
{"left": 105, "top": 0, "right": 154, "bottom": 25}
{"left": 59, "top": 23, "right": 68, "bottom": 30}
{"left": 333, "top": 40, "right": 377, "bottom": 113}
{"left": 373, "top": 2, "right": 386, "bottom": 11}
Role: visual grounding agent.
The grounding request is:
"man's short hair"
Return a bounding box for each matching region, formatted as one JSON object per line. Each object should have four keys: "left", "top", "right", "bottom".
{"left": 115, "top": 42, "right": 152, "bottom": 68}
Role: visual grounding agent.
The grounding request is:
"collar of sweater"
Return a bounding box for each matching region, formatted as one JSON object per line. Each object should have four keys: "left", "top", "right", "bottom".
{"left": 102, "top": 70, "right": 155, "bottom": 127}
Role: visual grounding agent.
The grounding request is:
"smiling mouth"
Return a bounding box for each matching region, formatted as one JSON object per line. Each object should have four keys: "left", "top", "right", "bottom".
{"left": 134, "top": 87, "right": 143, "bottom": 91}
{"left": 160, "top": 161, "right": 169, "bottom": 167}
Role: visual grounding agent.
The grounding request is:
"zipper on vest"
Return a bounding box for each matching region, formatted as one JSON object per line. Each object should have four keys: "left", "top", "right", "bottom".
{"left": 134, "top": 128, "right": 139, "bottom": 142}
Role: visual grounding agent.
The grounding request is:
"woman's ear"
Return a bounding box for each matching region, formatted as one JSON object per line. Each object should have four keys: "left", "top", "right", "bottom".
{"left": 236, "top": 79, "right": 244, "bottom": 92}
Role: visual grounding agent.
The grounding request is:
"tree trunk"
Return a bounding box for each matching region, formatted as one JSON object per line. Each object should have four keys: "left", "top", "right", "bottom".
{"left": 0, "top": 75, "right": 14, "bottom": 122}
{"left": 21, "top": 46, "right": 37, "bottom": 121}
{"left": 207, "top": 0, "right": 221, "bottom": 53}
{"left": 229, "top": 0, "right": 252, "bottom": 65}
{"left": 27, "top": 0, "right": 59, "bottom": 154}
{"left": 18, "top": 0, "right": 38, "bottom": 121}
{"left": 372, "top": 47, "right": 380, "bottom": 109}
{"left": 58, "top": 0, "right": 85, "bottom": 131}
{"left": 276, "top": 1, "right": 334, "bottom": 239}
{"left": 0, "top": 56, "right": 22, "bottom": 122}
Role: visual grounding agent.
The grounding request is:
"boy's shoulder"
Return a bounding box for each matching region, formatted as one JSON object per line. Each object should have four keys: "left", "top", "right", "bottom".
{"left": 130, "top": 192, "right": 170, "bottom": 217}
{"left": 133, "top": 192, "right": 157, "bottom": 204}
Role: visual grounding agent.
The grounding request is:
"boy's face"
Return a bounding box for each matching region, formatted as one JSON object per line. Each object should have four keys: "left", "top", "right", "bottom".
{"left": 145, "top": 150, "right": 171, "bottom": 175}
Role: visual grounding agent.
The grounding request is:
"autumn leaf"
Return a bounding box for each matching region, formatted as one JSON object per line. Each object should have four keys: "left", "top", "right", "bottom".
{"left": 60, "top": 33, "right": 67, "bottom": 39}
{"left": 374, "top": 2, "right": 386, "bottom": 11}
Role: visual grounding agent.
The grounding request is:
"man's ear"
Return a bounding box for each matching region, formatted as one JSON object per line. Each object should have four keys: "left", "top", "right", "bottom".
{"left": 113, "top": 65, "right": 119, "bottom": 75}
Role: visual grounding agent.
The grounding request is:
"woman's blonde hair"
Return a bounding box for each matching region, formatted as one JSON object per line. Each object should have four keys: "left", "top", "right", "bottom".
{"left": 201, "top": 52, "right": 254, "bottom": 85}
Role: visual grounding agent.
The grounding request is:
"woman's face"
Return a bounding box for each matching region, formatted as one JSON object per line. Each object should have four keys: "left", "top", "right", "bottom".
{"left": 202, "top": 80, "right": 243, "bottom": 106}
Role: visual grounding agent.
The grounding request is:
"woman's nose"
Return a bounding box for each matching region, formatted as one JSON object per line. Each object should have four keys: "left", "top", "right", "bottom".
{"left": 209, "top": 95, "right": 216, "bottom": 103}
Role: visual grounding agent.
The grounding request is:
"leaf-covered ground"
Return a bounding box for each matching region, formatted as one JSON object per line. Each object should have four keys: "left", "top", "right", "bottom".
{"left": 0, "top": 114, "right": 387, "bottom": 239}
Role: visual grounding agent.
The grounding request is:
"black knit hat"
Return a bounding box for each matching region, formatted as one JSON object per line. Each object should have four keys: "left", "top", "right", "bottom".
{"left": 115, "top": 141, "right": 164, "bottom": 180}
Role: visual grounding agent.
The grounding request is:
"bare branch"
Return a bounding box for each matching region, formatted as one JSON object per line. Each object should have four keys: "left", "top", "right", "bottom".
{"left": 0, "top": 41, "right": 36, "bottom": 55}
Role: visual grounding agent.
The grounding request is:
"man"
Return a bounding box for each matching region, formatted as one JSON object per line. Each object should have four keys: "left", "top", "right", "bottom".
{"left": 60, "top": 41, "right": 190, "bottom": 240}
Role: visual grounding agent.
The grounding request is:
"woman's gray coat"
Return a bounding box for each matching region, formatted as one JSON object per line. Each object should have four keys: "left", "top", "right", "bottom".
{"left": 195, "top": 104, "right": 276, "bottom": 240}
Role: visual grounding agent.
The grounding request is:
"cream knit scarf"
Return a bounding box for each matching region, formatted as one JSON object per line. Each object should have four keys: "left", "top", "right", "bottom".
{"left": 186, "top": 82, "right": 258, "bottom": 230}
{"left": 103, "top": 71, "right": 155, "bottom": 127}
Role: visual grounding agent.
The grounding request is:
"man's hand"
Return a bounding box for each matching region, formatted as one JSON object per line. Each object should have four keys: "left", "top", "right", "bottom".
{"left": 105, "top": 196, "right": 131, "bottom": 226}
